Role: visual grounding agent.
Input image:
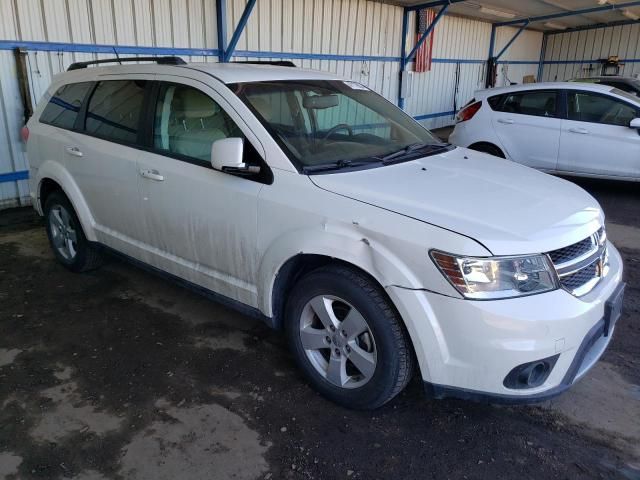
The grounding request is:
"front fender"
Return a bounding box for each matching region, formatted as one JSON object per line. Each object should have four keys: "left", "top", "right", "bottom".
{"left": 256, "top": 222, "right": 425, "bottom": 316}
{"left": 36, "top": 160, "right": 97, "bottom": 242}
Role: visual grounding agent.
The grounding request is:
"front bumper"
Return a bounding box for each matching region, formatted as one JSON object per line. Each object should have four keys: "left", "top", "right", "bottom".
{"left": 386, "top": 243, "right": 624, "bottom": 403}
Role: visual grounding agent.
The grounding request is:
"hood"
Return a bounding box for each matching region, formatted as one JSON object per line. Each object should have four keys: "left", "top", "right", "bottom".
{"left": 309, "top": 147, "right": 603, "bottom": 255}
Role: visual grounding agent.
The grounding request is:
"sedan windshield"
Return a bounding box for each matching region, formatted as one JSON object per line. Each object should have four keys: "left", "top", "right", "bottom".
{"left": 230, "top": 80, "right": 444, "bottom": 171}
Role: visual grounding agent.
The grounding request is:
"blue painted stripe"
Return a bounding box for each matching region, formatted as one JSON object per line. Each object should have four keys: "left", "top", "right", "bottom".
{"left": 231, "top": 49, "right": 401, "bottom": 63}
{"left": 0, "top": 170, "right": 29, "bottom": 183}
{"left": 1, "top": 40, "right": 554, "bottom": 67}
{"left": 431, "top": 58, "right": 485, "bottom": 64}
{"left": 414, "top": 110, "right": 456, "bottom": 121}
{"left": 496, "top": 60, "right": 540, "bottom": 65}
{"left": 0, "top": 40, "right": 218, "bottom": 57}
{"left": 543, "top": 58, "right": 640, "bottom": 64}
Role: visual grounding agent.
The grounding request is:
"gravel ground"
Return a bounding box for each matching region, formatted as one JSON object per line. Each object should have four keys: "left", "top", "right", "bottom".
{"left": 0, "top": 177, "right": 638, "bottom": 480}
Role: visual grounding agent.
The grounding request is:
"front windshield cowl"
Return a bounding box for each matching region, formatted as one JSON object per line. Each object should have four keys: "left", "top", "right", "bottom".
{"left": 230, "top": 79, "right": 443, "bottom": 173}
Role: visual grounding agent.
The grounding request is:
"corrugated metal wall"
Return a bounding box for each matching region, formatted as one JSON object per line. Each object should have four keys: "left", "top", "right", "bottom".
{"left": 0, "top": 0, "right": 542, "bottom": 208}
{"left": 403, "top": 18, "right": 542, "bottom": 130}
{"left": 542, "top": 23, "right": 640, "bottom": 81}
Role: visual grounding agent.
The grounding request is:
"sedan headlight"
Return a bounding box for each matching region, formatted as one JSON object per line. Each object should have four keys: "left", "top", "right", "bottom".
{"left": 431, "top": 251, "right": 558, "bottom": 300}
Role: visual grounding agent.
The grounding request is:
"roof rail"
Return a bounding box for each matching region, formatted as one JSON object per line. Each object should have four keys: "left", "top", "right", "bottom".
{"left": 232, "top": 60, "right": 297, "bottom": 67}
{"left": 67, "top": 56, "right": 186, "bottom": 71}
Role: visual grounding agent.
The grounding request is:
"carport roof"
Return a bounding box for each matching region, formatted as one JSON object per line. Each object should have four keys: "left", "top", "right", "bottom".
{"left": 378, "top": 0, "right": 640, "bottom": 32}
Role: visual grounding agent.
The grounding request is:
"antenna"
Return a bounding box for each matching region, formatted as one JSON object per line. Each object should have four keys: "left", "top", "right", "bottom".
{"left": 113, "top": 47, "right": 122, "bottom": 65}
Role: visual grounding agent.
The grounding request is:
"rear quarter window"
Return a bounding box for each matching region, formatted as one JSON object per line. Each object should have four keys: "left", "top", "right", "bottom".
{"left": 487, "top": 95, "right": 503, "bottom": 110}
{"left": 85, "top": 80, "right": 147, "bottom": 144}
{"left": 40, "top": 82, "right": 93, "bottom": 129}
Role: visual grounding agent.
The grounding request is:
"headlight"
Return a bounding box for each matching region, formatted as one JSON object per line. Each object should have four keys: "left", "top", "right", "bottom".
{"left": 431, "top": 251, "right": 558, "bottom": 300}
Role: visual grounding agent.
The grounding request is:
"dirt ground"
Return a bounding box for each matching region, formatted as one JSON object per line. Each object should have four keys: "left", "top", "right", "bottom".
{"left": 0, "top": 177, "right": 638, "bottom": 480}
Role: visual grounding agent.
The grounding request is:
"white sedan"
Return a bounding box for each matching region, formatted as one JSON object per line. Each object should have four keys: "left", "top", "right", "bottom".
{"left": 450, "top": 82, "right": 640, "bottom": 181}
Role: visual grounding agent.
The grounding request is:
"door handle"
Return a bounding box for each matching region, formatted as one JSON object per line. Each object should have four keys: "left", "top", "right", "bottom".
{"left": 65, "top": 146, "right": 83, "bottom": 157}
{"left": 139, "top": 169, "right": 164, "bottom": 181}
{"left": 569, "top": 127, "right": 589, "bottom": 134}
{"left": 497, "top": 118, "right": 514, "bottom": 124}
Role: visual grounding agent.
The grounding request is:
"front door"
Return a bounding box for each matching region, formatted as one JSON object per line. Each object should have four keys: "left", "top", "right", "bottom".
{"left": 558, "top": 90, "right": 640, "bottom": 179}
{"left": 135, "top": 77, "right": 268, "bottom": 306}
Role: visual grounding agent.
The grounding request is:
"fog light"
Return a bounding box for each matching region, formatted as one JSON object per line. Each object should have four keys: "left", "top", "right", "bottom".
{"left": 503, "top": 355, "right": 559, "bottom": 389}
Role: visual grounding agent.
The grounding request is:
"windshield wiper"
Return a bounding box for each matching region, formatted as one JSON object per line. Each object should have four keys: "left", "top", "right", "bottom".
{"left": 302, "top": 158, "right": 380, "bottom": 174}
{"left": 379, "top": 142, "right": 449, "bottom": 163}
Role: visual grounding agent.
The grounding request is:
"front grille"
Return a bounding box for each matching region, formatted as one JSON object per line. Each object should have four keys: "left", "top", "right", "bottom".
{"left": 548, "top": 236, "right": 595, "bottom": 265}
{"left": 547, "top": 227, "right": 607, "bottom": 297}
{"left": 559, "top": 261, "right": 598, "bottom": 291}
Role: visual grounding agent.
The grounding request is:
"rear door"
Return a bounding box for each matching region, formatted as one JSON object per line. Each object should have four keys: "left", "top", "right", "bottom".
{"left": 65, "top": 76, "right": 153, "bottom": 253}
{"left": 558, "top": 90, "right": 640, "bottom": 179}
{"left": 491, "top": 89, "right": 561, "bottom": 171}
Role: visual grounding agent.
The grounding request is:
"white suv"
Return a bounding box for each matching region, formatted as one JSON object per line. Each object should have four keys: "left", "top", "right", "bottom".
{"left": 450, "top": 82, "right": 640, "bottom": 181}
{"left": 26, "top": 58, "right": 625, "bottom": 409}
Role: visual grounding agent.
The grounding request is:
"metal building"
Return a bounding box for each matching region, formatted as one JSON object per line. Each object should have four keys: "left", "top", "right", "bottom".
{"left": 0, "top": 0, "right": 638, "bottom": 208}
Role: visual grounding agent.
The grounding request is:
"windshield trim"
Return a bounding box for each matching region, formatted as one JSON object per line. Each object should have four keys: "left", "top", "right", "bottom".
{"left": 228, "top": 79, "right": 443, "bottom": 174}
{"left": 300, "top": 143, "right": 455, "bottom": 175}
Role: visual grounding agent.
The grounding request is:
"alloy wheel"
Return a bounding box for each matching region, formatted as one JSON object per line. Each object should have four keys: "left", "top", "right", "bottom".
{"left": 299, "top": 295, "right": 377, "bottom": 389}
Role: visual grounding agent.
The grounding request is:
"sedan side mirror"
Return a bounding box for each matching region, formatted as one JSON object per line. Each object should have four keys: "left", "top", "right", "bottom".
{"left": 630, "top": 118, "right": 640, "bottom": 129}
{"left": 211, "top": 137, "right": 260, "bottom": 175}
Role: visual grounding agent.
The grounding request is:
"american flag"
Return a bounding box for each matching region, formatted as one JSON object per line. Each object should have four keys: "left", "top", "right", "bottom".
{"left": 415, "top": 8, "right": 436, "bottom": 73}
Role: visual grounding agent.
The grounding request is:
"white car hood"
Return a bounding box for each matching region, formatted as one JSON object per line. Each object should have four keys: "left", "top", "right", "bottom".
{"left": 310, "top": 147, "right": 603, "bottom": 255}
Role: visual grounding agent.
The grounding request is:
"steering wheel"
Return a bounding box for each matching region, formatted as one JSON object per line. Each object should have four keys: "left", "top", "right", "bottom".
{"left": 321, "top": 123, "right": 354, "bottom": 142}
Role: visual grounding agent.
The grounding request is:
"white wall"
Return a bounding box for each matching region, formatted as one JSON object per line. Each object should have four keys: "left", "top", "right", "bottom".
{"left": 542, "top": 23, "right": 640, "bottom": 81}
{"left": 0, "top": 0, "right": 543, "bottom": 208}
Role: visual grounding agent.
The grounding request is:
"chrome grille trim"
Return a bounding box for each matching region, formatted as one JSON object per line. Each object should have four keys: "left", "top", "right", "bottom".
{"left": 547, "top": 227, "right": 608, "bottom": 297}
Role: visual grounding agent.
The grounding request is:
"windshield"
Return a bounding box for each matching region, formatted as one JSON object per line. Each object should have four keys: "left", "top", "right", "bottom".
{"left": 230, "top": 80, "right": 443, "bottom": 171}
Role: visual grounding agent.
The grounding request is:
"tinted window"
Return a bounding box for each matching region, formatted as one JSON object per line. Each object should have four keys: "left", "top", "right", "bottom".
{"left": 487, "top": 95, "right": 503, "bottom": 109}
{"left": 85, "top": 80, "right": 147, "bottom": 143}
{"left": 568, "top": 91, "right": 637, "bottom": 126}
{"left": 153, "top": 83, "right": 242, "bottom": 162}
{"left": 40, "top": 82, "right": 93, "bottom": 129}
{"left": 498, "top": 91, "right": 557, "bottom": 117}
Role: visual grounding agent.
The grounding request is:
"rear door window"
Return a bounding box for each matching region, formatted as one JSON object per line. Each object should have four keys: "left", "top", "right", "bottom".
{"left": 497, "top": 90, "right": 558, "bottom": 118}
{"left": 85, "top": 80, "right": 147, "bottom": 143}
{"left": 40, "top": 82, "right": 93, "bottom": 129}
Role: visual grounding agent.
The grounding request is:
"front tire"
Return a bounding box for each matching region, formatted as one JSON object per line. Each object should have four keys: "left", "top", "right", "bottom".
{"left": 44, "top": 191, "right": 102, "bottom": 272}
{"left": 285, "top": 265, "right": 415, "bottom": 409}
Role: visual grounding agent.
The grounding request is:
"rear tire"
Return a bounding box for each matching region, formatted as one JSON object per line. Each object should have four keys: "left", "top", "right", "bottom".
{"left": 285, "top": 265, "right": 415, "bottom": 409}
{"left": 469, "top": 142, "right": 505, "bottom": 158}
{"left": 44, "top": 191, "right": 103, "bottom": 272}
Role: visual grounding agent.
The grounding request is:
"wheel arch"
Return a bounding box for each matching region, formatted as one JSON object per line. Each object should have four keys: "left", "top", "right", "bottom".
{"left": 270, "top": 252, "right": 426, "bottom": 379}
{"left": 467, "top": 141, "right": 506, "bottom": 158}
{"left": 36, "top": 161, "right": 97, "bottom": 241}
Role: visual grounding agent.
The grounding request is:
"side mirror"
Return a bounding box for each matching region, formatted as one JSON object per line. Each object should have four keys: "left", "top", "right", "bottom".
{"left": 630, "top": 118, "right": 640, "bottom": 129}
{"left": 211, "top": 137, "right": 260, "bottom": 175}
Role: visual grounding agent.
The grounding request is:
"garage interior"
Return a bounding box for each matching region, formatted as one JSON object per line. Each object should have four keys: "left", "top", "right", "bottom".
{"left": 0, "top": 0, "right": 639, "bottom": 479}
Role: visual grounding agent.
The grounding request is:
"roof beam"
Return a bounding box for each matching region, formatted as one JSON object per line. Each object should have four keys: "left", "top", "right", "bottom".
{"left": 495, "top": 21, "right": 530, "bottom": 60}
{"left": 494, "top": 0, "right": 640, "bottom": 27}
{"left": 223, "top": 0, "right": 257, "bottom": 62}
{"left": 405, "top": 0, "right": 467, "bottom": 13}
